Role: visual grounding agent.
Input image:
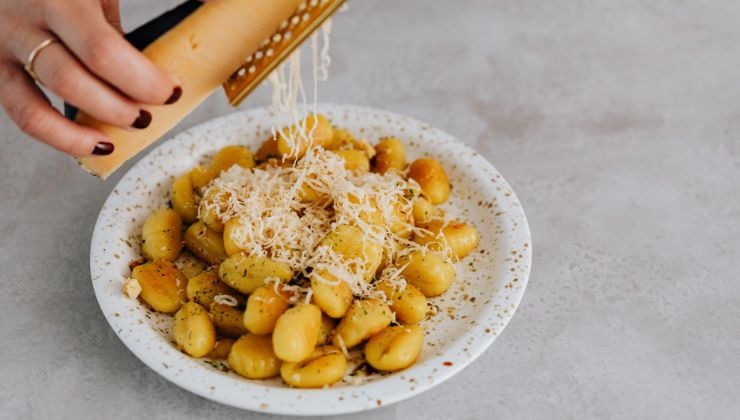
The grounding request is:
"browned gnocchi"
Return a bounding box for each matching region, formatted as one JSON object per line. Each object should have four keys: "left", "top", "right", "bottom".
{"left": 126, "top": 116, "right": 480, "bottom": 388}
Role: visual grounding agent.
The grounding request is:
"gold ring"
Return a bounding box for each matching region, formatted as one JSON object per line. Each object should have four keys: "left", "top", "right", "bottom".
{"left": 24, "top": 37, "right": 59, "bottom": 84}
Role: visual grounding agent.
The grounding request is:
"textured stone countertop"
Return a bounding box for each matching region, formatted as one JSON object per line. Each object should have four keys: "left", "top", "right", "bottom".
{"left": 1, "top": 1, "right": 738, "bottom": 419}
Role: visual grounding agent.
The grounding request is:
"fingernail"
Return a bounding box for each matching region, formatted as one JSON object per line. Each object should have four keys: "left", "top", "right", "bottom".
{"left": 165, "top": 86, "right": 182, "bottom": 105}
{"left": 93, "top": 142, "right": 114, "bottom": 156}
{"left": 132, "top": 110, "right": 152, "bottom": 129}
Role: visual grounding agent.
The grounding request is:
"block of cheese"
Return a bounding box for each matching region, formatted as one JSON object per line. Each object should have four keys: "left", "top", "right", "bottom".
{"left": 76, "top": 0, "right": 304, "bottom": 179}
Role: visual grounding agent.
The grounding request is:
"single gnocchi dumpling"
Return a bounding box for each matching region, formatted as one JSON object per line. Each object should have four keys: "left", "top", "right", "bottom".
{"left": 310, "top": 270, "right": 354, "bottom": 319}
{"left": 333, "top": 299, "right": 393, "bottom": 349}
{"left": 183, "top": 221, "right": 227, "bottom": 265}
{"left": 407, "top": 158, "right": 451, "bottom": 204}
{"left": 414, "top": 220, "right": 481, "bottom": 260}
{"left": 376, "top": 280, "right": 428, "bottom": 324}
{"left": 132, "top": 260, "right": 187, "bottom": 313}
{"left": 280, "top": 346, "right": 347, "bottom": 388}
{"left": 244, "top": 285, "right": 292, "bottom": 335}
{"left": 141, "top": 208, "right": 182, "bottom": 262}
{"left": 400, "top": 250, "right": 456, "bottom": 297}
{"left": 272, "top": 303, "right": 322, "bottom": 362}
{"left": 276, "top": 114, "right": 333, "bottom": 158}
{"left": 211, "top": 145, "right": 255, "bottom": 175}
{"left": 173, "top": 302, "right": 216, "bottom": 358}
{"left": 365, "top": 325, "right": 424, "bottom": 372}
{"left": 320, "top": 225, "right": 383, "bottom": 283}
{"left": 218, "top": 254, "right": 292, "bottom": 294}
{"left": 171, "top": 174, "right": 198, "bottom": 224}
{"left": 228, "top": 334, "right": 281, "bottom": 380}
{"left": 372, "top": 137, "right": 406, "bottom": 174}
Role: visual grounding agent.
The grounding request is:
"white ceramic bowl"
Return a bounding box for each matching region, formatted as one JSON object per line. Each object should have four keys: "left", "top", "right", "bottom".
{"left": 90, "top": 104, "right": 531, "bottom": 416}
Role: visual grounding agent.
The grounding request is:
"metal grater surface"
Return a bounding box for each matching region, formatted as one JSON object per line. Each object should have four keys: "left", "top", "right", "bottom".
{"left": 222, "top": 0, "right": 346, "bottom": 107}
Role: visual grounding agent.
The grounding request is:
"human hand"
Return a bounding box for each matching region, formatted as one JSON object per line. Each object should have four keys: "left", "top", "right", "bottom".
{"left": 0, "top": 0, "right": 181, "bottom": 156}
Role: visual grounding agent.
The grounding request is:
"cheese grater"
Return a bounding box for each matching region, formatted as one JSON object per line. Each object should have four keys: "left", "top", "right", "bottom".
{"left": 223, "top": 0, "right": 347, "bottom": 107}
{"left": 65, "top": 0, "right": 346, "bottom": 119}
{"left": 72, "top": 0, "right": 347, "bottom": 179}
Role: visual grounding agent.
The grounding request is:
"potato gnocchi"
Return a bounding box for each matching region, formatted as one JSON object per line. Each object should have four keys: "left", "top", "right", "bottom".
{"left": 126, "top": 114, "right": 480, "bottom": 388}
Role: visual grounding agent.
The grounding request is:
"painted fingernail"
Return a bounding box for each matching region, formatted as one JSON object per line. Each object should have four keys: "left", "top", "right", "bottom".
{"left": 132, "top": 110, "right": 152, "bottom": 129}
{"left": 93, "top": 142, "right": 114, "bottom": 156}
{"left": 165, "top": 86, "right": 182, "bottom": 105}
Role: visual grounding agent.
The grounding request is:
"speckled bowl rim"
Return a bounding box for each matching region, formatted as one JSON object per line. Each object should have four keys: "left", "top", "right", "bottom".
{"left": 90, "top": 104, "right": 531, "bottom": 416}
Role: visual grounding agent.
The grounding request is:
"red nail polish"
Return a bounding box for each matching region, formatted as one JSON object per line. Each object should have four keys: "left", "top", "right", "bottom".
{"left": 165, "top": 86, "right": 182, "bottom": 105}
{"left": 132, "top": 110, "right": 152, "bottom": 129}
{"left": 93, "top": 142, "right": 114, "bottom": 155}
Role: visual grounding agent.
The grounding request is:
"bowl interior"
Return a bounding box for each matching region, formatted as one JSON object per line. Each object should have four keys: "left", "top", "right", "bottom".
{"left": 90, "top": 104, "right": 531, "bottom": 415}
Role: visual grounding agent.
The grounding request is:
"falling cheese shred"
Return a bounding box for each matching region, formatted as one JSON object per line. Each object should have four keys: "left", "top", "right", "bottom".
{"left": 196, "top": 19, "right": 450, "bottom": 302}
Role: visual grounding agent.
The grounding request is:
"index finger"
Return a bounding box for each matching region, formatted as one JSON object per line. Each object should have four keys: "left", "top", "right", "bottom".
{"left": 45, "top": 1, "right": 178, "bottom": 105}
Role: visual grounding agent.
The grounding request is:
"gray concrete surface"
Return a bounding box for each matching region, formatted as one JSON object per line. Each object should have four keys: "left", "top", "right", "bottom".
{"left": 1, "top": 0, "right": 739, "bottom": 419}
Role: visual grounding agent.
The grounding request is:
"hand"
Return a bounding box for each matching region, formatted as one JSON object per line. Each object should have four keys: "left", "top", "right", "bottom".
{"left": 0, "top": 0, "right": 181, "bottom": 156}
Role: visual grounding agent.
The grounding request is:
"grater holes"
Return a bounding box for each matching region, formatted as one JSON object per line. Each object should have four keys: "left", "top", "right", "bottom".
{"left": 255, "top": 50, "right": 264, "bottom": 60}
{"left": 266, "top": 48, "right": 275, "bottom": 57}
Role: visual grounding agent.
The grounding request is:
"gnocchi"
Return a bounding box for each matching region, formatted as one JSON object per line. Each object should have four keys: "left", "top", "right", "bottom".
{"left": 219, "top": 254, "right": 292, "bottom": 294}
{"left": 228, "top": 334, "right": 281, "bottom": 379}
{"left": 280, "top": 346, "right": 347, "bottom": 388}
{"left": 311, "top": 270, "right": 353, "bottom": 318}
{"left": 272, "top": 303, "right": 322, "bottom": 362}
{"left": 321, "top": 225, "right": 383, "bottom": 283}
{"left": 333, "top": 299, "right": 393, "bottom": 349}
{"left": 211, "top": 145, "right": 255, "bottom": 175}
{"left": 223, "top": 218, "right": 246, "bottom": 256}
{"left": 276, "top": 114, "right": 333, "bottom": 158}
{"left": 132, "top": 260, "right": 187, "bottom": 313}
{"left": 173, "top": 302, "right": 217, "bottom": 357}
{"left": 127, "top": 118, "right": 481, "bottom": 389}
{"left": 372, "top": 137, "right": 406, "bottom": 174}
{"left": 408, "top": 158, "right": 451, "bottom": 204}
{"left": 183, "top": 221, "right": 227, "bottom": 265}
{"left": 365, "top": 325, "right": 424, "bottom": 372}
{"left": 171, "top": 174, "right": 198, "bottom": 224}
{"left": 244, "top": 285, "right": 291, "bottom": 335}
{"left": 209, "top": 302, "right": 247, "bottom": 338}
{"left": 334, "top": 149, "right": 370, "bottom": 173}
{"left": 401, "top": 250, "right": 456, "bottom": 297}
{"left": 206, "top": 338, "right": 235, "bottom": 360}
{"left": 415, "top": 220, "right": 481, "bottom": 260}
{"left": 185, "top": 269, "right": 242, "bottom": 308}
{"left": 376, "top": 280, "right": 428, "bottom": 324}
{"left": 141, "top": 208, "right": 182, "bottom": 262}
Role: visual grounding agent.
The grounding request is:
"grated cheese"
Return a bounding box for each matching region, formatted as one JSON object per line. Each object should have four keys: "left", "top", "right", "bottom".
{"left": 267, "top": 20, "right": 333, "bottom": 160}
{"left": 213, "top": 294, "right": 238, "bottom": 307}
{"left": 200, "top": 146, "right": 451, "bottom": 303}
{"left": 197, "top": 19, "right": 452, "bottom": 303}
{"left": 123, "top": 277, "right": 142, "bottom": 299}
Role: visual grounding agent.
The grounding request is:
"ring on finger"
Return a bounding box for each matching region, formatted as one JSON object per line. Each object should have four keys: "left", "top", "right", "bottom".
{"left": 24, "top": 37, "right": 60, "bottom": 85}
